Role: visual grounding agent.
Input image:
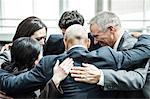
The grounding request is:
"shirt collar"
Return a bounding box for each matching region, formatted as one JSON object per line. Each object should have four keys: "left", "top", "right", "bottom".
{"left": 68, "top": 45, "right": 87, "bottom": 51}
{"left": 113, "top": 30, "right": 124, "bottom": 50}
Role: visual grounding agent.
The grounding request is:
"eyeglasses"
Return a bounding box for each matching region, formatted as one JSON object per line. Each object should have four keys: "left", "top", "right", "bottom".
{"left": 35, "top": 36, "right": 46, "bottom": 41}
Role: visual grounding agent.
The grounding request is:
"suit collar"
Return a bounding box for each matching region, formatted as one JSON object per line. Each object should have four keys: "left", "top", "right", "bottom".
{"left": 117, "top": 31, "right": 131, "bottom": 50}
{"left": 68, "top": 45, "right": 87, "bottom": 51}
{"left": 66, "top": 45, "right": 89, "bottom": 54}
{"left": 113, "top": 31, "right": 124, "bottom": 51}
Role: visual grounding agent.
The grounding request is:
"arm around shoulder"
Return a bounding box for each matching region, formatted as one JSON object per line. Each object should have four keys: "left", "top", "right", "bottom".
{"left": 102, "top": 61, "right": 149, "bottom": 90}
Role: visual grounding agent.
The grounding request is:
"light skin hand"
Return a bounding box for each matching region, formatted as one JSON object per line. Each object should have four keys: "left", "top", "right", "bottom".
{"left": 70, "top": 63, "right": 100, "bottom": 84}
{"left": 131, "top": 32, "right": 141, "bottom": 38}
{"left": 52, "top": 58, "right": 74, "bottom": 87}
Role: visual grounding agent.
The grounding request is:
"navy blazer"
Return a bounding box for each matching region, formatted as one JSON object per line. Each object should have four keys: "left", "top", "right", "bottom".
{"left": 1, "top": 35, "right": 150, "bottom": 98}
{"left": 43, "top": 33, "right": 101, "bottom": 56}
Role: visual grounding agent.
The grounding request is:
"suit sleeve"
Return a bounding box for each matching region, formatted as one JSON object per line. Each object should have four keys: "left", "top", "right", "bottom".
{"left": 0, "top": 56, "right": 55, "bottom": 94}
{"left": 0, "top": 67, "right": 47, "bottom": 94}
{"left": 104, "top": 35, "right": 150, "bottom": 70}
{"left": 39, "top": 79, "right": 63, "bottom": 99}
{"left": 102, "top": 61, "right": 149, "bottom": 90}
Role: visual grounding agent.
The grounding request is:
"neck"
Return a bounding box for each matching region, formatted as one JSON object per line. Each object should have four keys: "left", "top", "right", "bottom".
{"left": 112, "top": 29, "right": 122, "bottom": 47}
{"left": 66, "top": 39, "right": 88, "bottom": 50}
{"left": 67, "top": 43, "right": 88, "bottom": 50}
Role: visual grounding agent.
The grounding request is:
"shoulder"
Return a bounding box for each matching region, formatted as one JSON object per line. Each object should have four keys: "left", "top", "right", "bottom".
{"left": 40, "top": 55, "right": 57, "bottom": 65}
{"left": 47, "top": 34, "right": 63, "bottom": 43}
{"left": 44, "top": 34, "right": 65, "bottom": 55}
{"left": 121, "top": 32, "right": 138, "bottom": 49}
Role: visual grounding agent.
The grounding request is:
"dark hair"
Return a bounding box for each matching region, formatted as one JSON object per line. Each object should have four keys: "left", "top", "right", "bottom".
{"left": 13, "top": 16, "right": 47, "bottom": 41}
{"left": 58, "top": 10, "right": 84, "bottom": 30}
{"left": 2, "top": 37, "right": 41, "bottom": 72}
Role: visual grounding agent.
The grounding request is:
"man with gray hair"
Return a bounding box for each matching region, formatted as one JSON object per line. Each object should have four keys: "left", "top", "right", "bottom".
{"left": 63, "top": 24, "right": 90, "bottom": 50}
{"left": 70, "top": 11, "right": 150, "bottom": 98}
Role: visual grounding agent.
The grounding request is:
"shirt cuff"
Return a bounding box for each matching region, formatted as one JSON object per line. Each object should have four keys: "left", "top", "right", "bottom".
{"left": 50, "top": 79, "right": 63, "bottom": 94}
{"left": 97, "top": 69, "right": 104, "bottom": 86}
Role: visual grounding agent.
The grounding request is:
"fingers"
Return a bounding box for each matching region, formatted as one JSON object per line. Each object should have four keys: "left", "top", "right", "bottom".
{"left": 131, "top": 32, "right": 141, "bottom": 38}
{"left": 71, "top": 69, "right": 96, "bottom": 79}
{"left": 54, "top": 60, "right": 60, "bottom": 69}
{"left": 74, "top": 77, "right": 97, "bottom": 84}
{"left": 70, "top": 69, "right": 85, "bottom": 74}
{"left": 82, "top": 63, "right": 89, "bottom": 67}
{"left": 59, "top": 58, "right": 74, "bottom": 74}
{"left": 71, "top": 66, "right": 86, "bottom": 71}
{"left": 82, "top": 63, "right": 94, "bottom": 68}
{"left": 74, "top": 78, "right": 86, "bottom": 82}
{"left": 59, "top": 58, "right": 72, "bottom": 68}
{"left": 63, "top": 61, "right": 74, "bottom": 74}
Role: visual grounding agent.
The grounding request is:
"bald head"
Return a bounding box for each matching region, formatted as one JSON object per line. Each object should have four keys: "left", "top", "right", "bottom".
{"left": 64, "top": 24, "right": 88, "bottom": 40}
{"left": 64, "top": 24, "right": 90, "bottom": 50}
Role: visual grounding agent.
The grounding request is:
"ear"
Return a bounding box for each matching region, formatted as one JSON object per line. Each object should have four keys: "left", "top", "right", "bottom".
{"left": 87, "top": 39, "right": 91, "bottom": 48}
{"left": 63, "top": 38, "right": 67, "bottom": 50}
{"left": 61, "top": 29, "right": 66, "bottom": 35}
{"left": 108, "top": 26, "right": 116, "bottom": 33}
{"left": 34, "top": 59, "right": 39, "bottom": 65}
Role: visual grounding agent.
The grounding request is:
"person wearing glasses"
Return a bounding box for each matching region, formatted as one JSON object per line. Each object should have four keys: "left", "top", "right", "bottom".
{"left": 0, "top": 16, "right": 47, "bottom": 67}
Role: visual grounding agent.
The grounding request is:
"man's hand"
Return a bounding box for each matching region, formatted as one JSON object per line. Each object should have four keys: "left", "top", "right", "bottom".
{"left": 131, "top": 32, "right": 141, "bottom": 38}
{"left": 52, "top": 58, "right": 74, "bottom": 87}
{"left": 70, "top": 63, "right": 100, "bottom": 84}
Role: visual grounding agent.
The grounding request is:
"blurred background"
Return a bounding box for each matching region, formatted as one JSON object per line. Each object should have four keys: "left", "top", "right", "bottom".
{"left": 0, "top": 0, "right": 150, "bottom": 42}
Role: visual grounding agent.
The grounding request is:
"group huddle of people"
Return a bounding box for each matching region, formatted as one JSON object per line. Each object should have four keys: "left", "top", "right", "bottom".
{"left": 0, "top": 10, "right": 150, "bottom": 99}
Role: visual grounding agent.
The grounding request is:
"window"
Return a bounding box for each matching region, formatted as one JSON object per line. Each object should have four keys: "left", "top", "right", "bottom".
{"left": 0, "top": 0, "right": 60, "bottom": 41}
{"left": 111, "top": 0, "right": 150, "bottom": 32}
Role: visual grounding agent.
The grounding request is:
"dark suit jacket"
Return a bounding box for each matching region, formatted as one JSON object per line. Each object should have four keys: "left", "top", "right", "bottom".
{"left": 39, "top": 79, "right": 63, "bottom": 99}
{"left": 43, "top": 33, "right": 101, "bottom": 56}
{"left": 1, "top": 35, "right": 150, "bottom": 98}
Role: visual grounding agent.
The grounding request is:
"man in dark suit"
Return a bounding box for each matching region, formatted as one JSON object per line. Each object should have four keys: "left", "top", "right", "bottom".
{"left": 70, "top": 11, "right": 150, "bottom": 98}
{"left": 1, "top": 24, "right": 150, "bottom": 98}
{"left": 43, "top": 10, "right": 100, "bottom": 56}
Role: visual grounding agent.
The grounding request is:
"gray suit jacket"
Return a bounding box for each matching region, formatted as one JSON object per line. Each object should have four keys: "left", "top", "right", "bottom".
{"left": 102, "top": 32, "right": 150, "bottom": 98}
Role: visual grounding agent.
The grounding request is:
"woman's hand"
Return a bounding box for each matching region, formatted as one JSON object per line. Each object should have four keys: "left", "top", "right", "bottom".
{"left": 52, "top": 58, "right": 74, "bottom": 87}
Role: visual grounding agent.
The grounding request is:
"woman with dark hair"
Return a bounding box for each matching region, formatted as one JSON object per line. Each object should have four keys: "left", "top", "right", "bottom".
{"left": 13, "top": 16, "right": 47, "bottom": 45}
{"left": 0, "top": 16, "right": 47, "bottom": 66}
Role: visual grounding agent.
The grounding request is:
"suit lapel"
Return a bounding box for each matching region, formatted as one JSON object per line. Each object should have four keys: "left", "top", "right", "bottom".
{"left": 117, "top": 31, "right": 137, "bottom": 51}
{"left": 117, "top": 35, "right": 125, "bottom": 51}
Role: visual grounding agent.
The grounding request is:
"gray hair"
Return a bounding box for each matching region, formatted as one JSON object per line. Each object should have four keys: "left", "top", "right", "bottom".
{"left": 64, "top": 24, "right": 88, "bottom": 40}
{"left": 89, "top": 11, "right": 121, "bottom": 32}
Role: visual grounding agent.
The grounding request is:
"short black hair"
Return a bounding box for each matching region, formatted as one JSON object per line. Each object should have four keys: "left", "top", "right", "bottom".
{"left": 58, "top": 10, "right": 84, "bottom": 30}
